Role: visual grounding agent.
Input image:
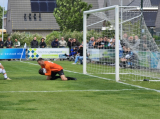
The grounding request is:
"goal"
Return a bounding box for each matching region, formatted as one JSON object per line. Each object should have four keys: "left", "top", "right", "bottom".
{"left": 83, "top": 5, "right": 160, "bottom": 82}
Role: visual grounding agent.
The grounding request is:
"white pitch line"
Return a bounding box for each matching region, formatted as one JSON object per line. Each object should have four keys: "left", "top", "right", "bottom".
{"left": 0, "top": 89, "right": 142, "bottom": 93}
{"left": 20, "top": 61, "right": 160, "bottom": 93}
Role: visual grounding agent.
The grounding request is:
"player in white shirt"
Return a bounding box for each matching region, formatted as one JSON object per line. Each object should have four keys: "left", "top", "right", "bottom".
{"left": 0, "top": 63, "right": 11, "bottom": 80}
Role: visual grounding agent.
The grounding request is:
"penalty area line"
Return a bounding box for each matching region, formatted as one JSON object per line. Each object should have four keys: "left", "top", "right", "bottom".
{"left": 0, "top": 89, "right": 142, "bottom": 93}
{"left": 20, "top": 61, "right": 160, "bottom": 93}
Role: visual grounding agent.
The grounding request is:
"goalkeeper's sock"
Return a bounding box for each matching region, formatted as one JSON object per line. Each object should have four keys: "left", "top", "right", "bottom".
{"left": 66, "top": 77, "right": 77, "bottom": 80}
{"left": 51, "top": 76, "right": 60, "bottom": 80}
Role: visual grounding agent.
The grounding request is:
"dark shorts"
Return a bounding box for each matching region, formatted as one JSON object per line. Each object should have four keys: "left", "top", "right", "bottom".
{"left": 51, "top": 69, "right": 64, "bottom": 77}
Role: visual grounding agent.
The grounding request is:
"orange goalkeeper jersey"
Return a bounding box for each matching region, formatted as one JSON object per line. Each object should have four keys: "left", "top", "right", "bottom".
{"left": 41, "top": 61, "right": 63, "bottom": 76}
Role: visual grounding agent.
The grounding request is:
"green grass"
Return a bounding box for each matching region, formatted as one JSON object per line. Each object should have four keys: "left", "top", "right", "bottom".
{"left": 0, "top": 60, "right": 160, "bottom": 119}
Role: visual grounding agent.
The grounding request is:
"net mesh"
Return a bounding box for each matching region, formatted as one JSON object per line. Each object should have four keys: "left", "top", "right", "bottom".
{"left": 85, "top": 6, "right": 160, "bottom": 81}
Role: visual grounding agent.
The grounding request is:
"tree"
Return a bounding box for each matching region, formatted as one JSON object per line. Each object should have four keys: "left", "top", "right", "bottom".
{"left": 0, "top": 6, "right": 7, "bottom": 29}
{"left": 53, "top": 0, "right": 92, "bottom": 31}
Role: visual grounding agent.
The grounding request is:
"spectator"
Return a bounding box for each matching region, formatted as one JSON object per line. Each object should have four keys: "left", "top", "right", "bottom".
{"left": 132, "top": 35, "right": 140, "bottom": 49}
{"left": 14, "top": 38, "right": 20, "bottom": 48}
{"left": 67, "top": 38, "right": 72, "bottom": 48}
{"left": 104, "top": 37, "right": 109, "bottom": 49}
{"left": 0, "top": 37, "right": 4, "bottom": 48}
{"left": 121, "top": 33, "right": 128, "bottom": 47}
{"left": 109, "top": 38, "right": 115, "bottom": 49}
{"left": 51, "top": 38, "right": 59, "bottom": 48}
{"left": 88, "top": 37, "right": 94, "bottom": 49}
{"left": 4, "top": 37, "right": 13, "bottom": 48}
{"left": 81, "top": 40, "right": 88, "bottom": 49}
{"left": 98, "top": 37, "right": 105, "bottom": 49}
{"left": 31, "top": 37, "right": 38, "bottom": 48}
{"left": 72, "top": 45, "right": 84, "bottom": 65}
{"left": 40, "top": 38, "right": 47, "bottom": 48}
{"left": 128, "top": 36, "right": 134, "bottom": 45}
{"left": 107, "top": 38, "right": 111, "bottom": 47}
{"left": 93, "top": 39, "right": 98, "bottom": 49}
{"left": 71, "top": 38, "right": 81, "bottom": 48}
{"left": 59, "top": 37, "right": 67, "bottom": 48}
{"left": 120, "top": 46, "right": 134, "bottom": 68}
{"left": 4, "top": 37, "right": 13, "bottom": 61}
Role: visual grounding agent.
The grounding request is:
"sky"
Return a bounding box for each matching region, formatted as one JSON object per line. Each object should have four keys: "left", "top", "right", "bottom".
{"left": 0, "top": 0, "right": 8, "bottom": 10}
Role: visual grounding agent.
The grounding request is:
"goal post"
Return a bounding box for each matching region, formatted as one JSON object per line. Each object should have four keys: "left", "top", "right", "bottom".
{"left": 83, "top": 5, "right": 120, "bottom": 81}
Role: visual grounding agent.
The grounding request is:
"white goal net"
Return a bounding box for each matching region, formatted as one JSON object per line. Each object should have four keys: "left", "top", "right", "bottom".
{"left": 83, "top": 5, "right": 160, "bottom": 82}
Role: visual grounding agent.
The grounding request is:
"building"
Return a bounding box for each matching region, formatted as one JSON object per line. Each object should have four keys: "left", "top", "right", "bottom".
{"left": 6, "top": 0, "right": 103, "bottom": 37}
{"left": 155, "top": 3, "right": 160, "bottom": 36}
{"left": 6, "top": 0, "right": 59, "bottom": 37}
{"left": 128, "top": 0, "right": 159, "bottom": 36}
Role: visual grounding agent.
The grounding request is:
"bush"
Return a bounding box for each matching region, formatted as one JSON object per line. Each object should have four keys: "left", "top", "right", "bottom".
{"left": 153, "top": 35, "right": 160, "bottom": 40}
{"left": 23, "top": 33, "right": 42, "bottom": 47}
{"left": 46, "top": 30, "right": 103, "bottom": 45}
{"left": 0, "top": 33, "right": 9, "bottom": 41}
{"left": 9, "top": 32, "right": 42, "bottom": 47}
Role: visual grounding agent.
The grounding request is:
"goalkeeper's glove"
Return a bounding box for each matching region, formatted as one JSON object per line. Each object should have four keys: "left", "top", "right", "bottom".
{"left": 39, "top": 68, "right": 45, "bottom": 75}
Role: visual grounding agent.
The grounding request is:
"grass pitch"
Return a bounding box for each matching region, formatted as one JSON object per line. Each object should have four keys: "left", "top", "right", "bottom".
{"left": 0, "top": 60, "right": 160, "bottom": 119}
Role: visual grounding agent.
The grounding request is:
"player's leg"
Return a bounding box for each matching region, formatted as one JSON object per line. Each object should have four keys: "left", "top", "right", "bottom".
{"left": 50, "top": 71, "right": 60, "bottom": 80}
{"left": 0, "top": 68, "right": 11, "bottom": 80}
{"left": 46, "top": 76, "right": 52, "bottom": 80}
{"left": 72, "top": 56, "right": 80, "bottom": 64}
{"left": 58, "top": 69, "right": 77, "bottom": 80}
{"left": 60, "top": 75, "right": 68, "bottom": 81}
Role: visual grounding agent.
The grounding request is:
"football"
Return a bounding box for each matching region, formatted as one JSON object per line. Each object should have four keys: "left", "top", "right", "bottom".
{"left": 43, "top": 68, "right": 47, "bottom": 73}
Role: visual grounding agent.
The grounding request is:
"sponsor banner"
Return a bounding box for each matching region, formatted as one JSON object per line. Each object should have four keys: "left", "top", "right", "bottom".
{"left": 88, "top": 49, "right": 116, "bottom": 61}
{"left": 28, "top": 48, "right": 69, "bottom": 59}
{"left": 88, "top": 49, "right": 160, "bottom": 69}
{"left": 0, "top": 48, "right": 26, "bottom": 59}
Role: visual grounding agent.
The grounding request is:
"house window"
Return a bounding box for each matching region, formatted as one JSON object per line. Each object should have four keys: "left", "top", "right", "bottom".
{"left": 30, "top": 0, "right": 56, "bottom": 13}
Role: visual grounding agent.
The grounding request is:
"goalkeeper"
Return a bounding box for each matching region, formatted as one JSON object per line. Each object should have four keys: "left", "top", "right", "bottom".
{"left": 37, "top": 58, "right": 77, "bottom": 80}
{"left": 0, "top": 63, "right": 11, "bottom": 80}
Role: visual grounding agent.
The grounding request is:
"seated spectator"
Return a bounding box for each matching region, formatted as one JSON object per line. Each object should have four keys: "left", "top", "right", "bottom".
{"left": 51, "top": 38, "right": 59, "bottom": 48}
{"left": 31, "top": 37, "right": 38, "bottom": 48}
{"left": 120, "top": 46, "right": 134, "bottom": 68}
{"left": 40, "top": 38, "right": 47, "bottom": 48}
{"left": 0, "top": 37, "right": 4, "bottom": 48}
{"left": 14, "top": 38, "right": 20, "bottom": 48}
{"left": 72, "top": 45, "right": 84, "bottom": 65}
{"left": 5, "top": 37, "right": 13, "bottom": 48}
{"left": 69, "top": 49, "right": 77, "bottom": 56}
{"left": 59, "top": 37, "right": 67, "bottom": 48}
